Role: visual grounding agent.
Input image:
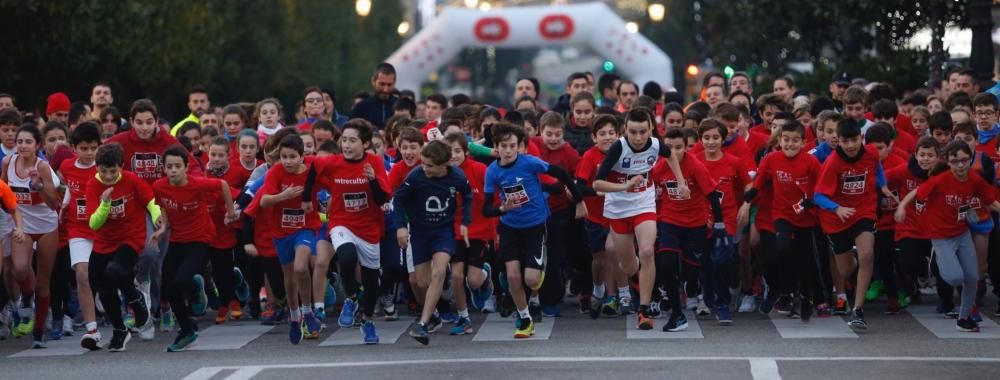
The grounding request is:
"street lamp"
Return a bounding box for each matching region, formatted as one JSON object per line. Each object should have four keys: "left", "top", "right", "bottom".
{"left": 355, "top": 0, "right": 371, "bottom": 17}
{"left": 479, "top": 2, "right": 491, "bottom": 11}
{"left": 625, "top": 21, "right": 638, "bottom": 34}
{"left": 648, "top": 3, "right": 665, "bottom": 22}
{"left": 464, "top": 0, "right": 478, "bottom": 8}
{"left": 397, "top": 21, "right": 411, "bottom": 36}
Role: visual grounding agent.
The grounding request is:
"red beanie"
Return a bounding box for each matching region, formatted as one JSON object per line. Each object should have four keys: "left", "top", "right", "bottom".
{"left": 46, "top": 92, "right": 70, "bottom": 116}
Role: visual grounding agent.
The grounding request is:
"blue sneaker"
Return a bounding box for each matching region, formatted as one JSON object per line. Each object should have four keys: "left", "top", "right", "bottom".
{"left": 233, "top": 268, "right": 250, "bottom": 304}
{"left": 759, "top": 294, "right": 775, "bottom": 314}
{"left": 439, "top": 311, "right": 458, "bottom": 324}
{"left": 314, "top": 308, "right": 326, "bottom": 325}
{"left": 303, "top": 313, "right": 322, "bottom": 339}
{"left": 324, "top": 281, "right": 337, "bottom": 308}
{"left": 471, "top": 264, "right": 493, "bottom": 311}
{"left": 450, "top": 317, "right": 473, "bottom": 335}
{"left": 716, "top": 304, "right": 733, "bottom": 326}
{"left": 338, "top": 299, "right": 357, "bottom": 328}
{"left": 970, "top": 306, "right": 983, "bottom": 323}
{"left": 425, "top": 314, "right": 443, "bottom": 333}
{"left": 261, "top": 306, "right": 287, "bottom": 325}
{"left": 408, "top": 323, "right": 429, "bottom": 345}
{"left": 49, "top": 322, "right": 63, "bottom": 341}
{"left": 542, "top": 304, "right": 560, "bottom": 318}
{"left": 361, "top": 320, "right": 379, "bottom": 344}
{"left": 192, "top": 275, "right": 207, "bottom": 316}
{"left": 289, "top": 321, "right": 302, "bottom": 345}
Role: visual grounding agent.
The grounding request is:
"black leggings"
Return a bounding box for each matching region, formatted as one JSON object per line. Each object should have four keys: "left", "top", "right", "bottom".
{"left": 209, "top": 247, "right": 237, "bottom": 304}
{"left": 89, "top": 246, "right": 140, "bottom": 331}
{"left": 336, "top": 243, "right": 380, "bottom": 318}
{"left": 896, "top": 238, "right": 931, "bottom": 297}
{"left": 656, "top": 252, "right": 683, "bottom": 314}
{"left": 162, "top": 242, "right": 211, "bottom": 334}
{"left": 541, "top": 208, "right": 569, "bottom": 305}
{"left": 874, "top": 229, "right": 899, "bottom": 300}
{"left": 774, "top": 221, "right": 828, "bottom": 305}
{"left": 49, "top": 247, "right": 74, "bottom": 321}
{"left": 756, "top": 230, "right": 781, "bottom": 294}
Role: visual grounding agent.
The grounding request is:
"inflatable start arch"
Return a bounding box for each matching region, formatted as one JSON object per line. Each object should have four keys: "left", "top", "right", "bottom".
{"left": 386, "top": 2, "right": 674, "bottom": 92}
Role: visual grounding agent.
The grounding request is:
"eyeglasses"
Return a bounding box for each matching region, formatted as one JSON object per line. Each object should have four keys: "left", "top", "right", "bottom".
{"left": 948, "top": 158, "right": 971, "bottom": 166}
{"left": 305, "top": 97, "right": 323, "bottom": 104}
{"left": 975, "top": 111, "right": 996, "bottom": 117}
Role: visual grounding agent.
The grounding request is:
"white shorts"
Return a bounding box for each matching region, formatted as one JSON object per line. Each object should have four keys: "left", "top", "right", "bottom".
{"left": 405, "top": 239, "right": 414, "bottom": 274}
{"left": 69, "top": 238, "right": 94, "bottom": 267}
{"left": 329, "top": 226, "right": 380, "bottom": 270}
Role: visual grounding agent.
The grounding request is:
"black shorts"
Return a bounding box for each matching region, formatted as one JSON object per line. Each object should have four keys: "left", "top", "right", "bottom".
{"left": 656, "top": 222, "right": 708, "bottom": 266}
{"left": 827, "top": 218, "right": 876, "bottom": 255}
{"left": 498, "top": 222, "right": 546, "bottom": 270}
{"left": 585, "top": 220, "right": 610, "bottom": 254}
{"left": 451, "top": 238, "right": 487, "bottom": 268}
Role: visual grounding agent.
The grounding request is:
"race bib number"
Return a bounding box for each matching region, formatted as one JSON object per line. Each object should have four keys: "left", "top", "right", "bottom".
{"left": 665, "top": 180, "right": 689, "bottom": 200}
{"left": 75, "top": 198, "right": 87, "bottom": 220}
{"left": 792, "top": 198, "right": 806, "bottom": 215}
{"left": 957, "top": 204, "right": 971, "bottom": 222}
{"left": 343, "top": 192, "right": 369, "bottom": 212}
{"left": 502, "top": 183, "right": 529, "bottom": 205}
{"left": 841, "top": 173, "right": 866, "bottom": 195}
{"left": 109, "top": 198, "right": 125, "bottom": 219}
{"left": 281, "top": 208, "right": 306, "bottom": 229}
{"left": 624, "top": 173, "right": 649, "bottom": 193}
{"left": 10, "top": 186, "right": 30, "bottom": 205}
{"left": 132, "top": 153, "right": 160, "bottom": 178}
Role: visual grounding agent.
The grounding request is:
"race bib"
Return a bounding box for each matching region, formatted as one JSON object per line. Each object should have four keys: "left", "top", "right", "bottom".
{"left": 623, "top": 173, "right": 649, "bottom": 193}
{"left": 957, "top": 204, "right": 971, "bottom": 222}
{"left": 502, "top": 183, "right": 529, "bottom": 205}
{"left": 75, "top": 198, "right": 87, "bottom": 220}
{"left": 109, "top": 198, "right": 125, "bottom": 219}
{"left": 343, "top": 192, "right": 369, "bottom": 212}
{"left": 879, "top": 190, "right": 900, "bottom": 210}
{"left": 281, "top": 208, "right": 306, "bottom": 229}
{"left": 841, "top": 173, "right": 866, "bottom": 195}
{"left": 10, "top": 186, "right": 30, "bottom": 205}
{"left": 792, "top": 198, "right": 806, "bottom": 215}
{"left": 665, "top": 180, "right": 690, "bottom": 200}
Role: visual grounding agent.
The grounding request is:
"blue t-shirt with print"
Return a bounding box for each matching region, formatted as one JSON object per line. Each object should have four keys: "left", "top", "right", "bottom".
{"left": 484, "top": 154, "right": 550, "bottom": 228}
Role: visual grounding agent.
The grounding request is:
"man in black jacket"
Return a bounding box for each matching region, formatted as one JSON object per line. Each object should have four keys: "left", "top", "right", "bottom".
{"left": 350, "top": 63, "right": 399, "bottom": 130}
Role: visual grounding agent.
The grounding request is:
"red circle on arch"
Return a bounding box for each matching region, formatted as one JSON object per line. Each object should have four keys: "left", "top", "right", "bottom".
{"left": 475, "top": 17, "right": 510, "bottom": 43}
{"left": 539, "top": 14, "right": 574, "bottom": 40}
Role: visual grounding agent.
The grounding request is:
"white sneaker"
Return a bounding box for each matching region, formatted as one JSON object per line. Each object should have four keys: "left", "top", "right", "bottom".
{"left": 81, "top": 330, "right": 102, "bottom": 350}
{"left": 137, "top": 316, "right": 155, "bottom": 341}
{"left": 62, "top": 315, "right": 74, "bottom": 336}
{"left": 686, "top": 296, "right": 699, "bottom": 311}
{"left": 482, "top": 295, "right": 497, "bottom": 313}
{"left": 696, "top": 297, "right": 710, "bottom": 317}
{"left": 738, "top": 295, "right": 757, "bottom": 313}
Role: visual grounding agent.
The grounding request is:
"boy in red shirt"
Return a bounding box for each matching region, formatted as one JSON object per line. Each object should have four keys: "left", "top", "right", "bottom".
{"left": 814, "top": 118, "right": 892, "bottom": 332}
{"left": 886, "top": 137, "right": 938, "bottom": 312}
{"left": 864, "top": 123, "right": 907, "bottom": 310}
{"left": 153, "top": 146, "right": 235, "bottom": 351}
{"left": 747, "top": 121, "right": 826, "bottom": 320}
{"left": 86, "top": 143, "right": 162, "bottom": 351}
{"left": 696, "top": 119, "right": 751, "bottom": 325}
{"left": 896, "top": 141, "right": 1000, "bottom": 332}
{"left": 59, "top": 123, "right": 102, "bottom": 349}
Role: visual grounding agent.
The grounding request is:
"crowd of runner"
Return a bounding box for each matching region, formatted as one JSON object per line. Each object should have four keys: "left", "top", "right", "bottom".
{"left": 0, "top": 61, "right": 998, "bottom": 352}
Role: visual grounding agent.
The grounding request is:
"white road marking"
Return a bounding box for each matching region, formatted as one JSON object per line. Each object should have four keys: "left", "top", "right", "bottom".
{"left": 908, "top": 305, "right": 1000, "bottom": 339}
{"left": 749, "top": 358, "right": 781, "bottom": 380}
{"left": 626, "top": 311, "right": 703, "bottom": 339}
{"left": 767, "top": 313, "right": 858, "bottom": 339}
{"left": 319, "top": 320, "right": 411, "bottom": 346}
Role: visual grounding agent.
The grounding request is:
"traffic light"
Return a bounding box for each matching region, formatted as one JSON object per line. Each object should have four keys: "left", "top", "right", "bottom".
{"left": 686, "top": 64, "right": 699, "bottom": 77}
{"left": 724, "top": 65, "right": 735, "bottom": 79}
{"left": 602, "top": 60, "right": 615, "bottom": 73}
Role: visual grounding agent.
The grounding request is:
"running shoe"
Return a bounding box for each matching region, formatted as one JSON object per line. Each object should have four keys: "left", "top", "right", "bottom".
{"left": 847, "top": 308, "right": 868, "bottom": 332}
{"left": 833, "top": 297, "right": 849, "bottom": 315}
{"left": 637, "top": 311, "right": 654, "bottom": 330}
{"left": 865, "top": 280, "right": 884, "bottom": 301}
{"left": 361, "top": 320, "right": 379, "bottom": 344}
{"left": 303, "top": 312, "right": 322, "bottom": 339}
{"left": 13, "top": 309, "right": 33, "bottom": 338}
{"left": 589, "top": 296, "right": 602, "bottom": 320}
{"left": 884, "top": 298, "right": 901, "bottom": 315}
{"left": 450, "top": 317, "right": 473, "bottom": 335}
{"left": 696, "top": 298, "right": 710, "bottom": 317}
{"left": 663, "top": 311, "right": 688, "bottom": 332}
{"left": 970, "top": 306, "right": 983, "bottom": 323}
{"left": 32, "top": 330, "right": 46, "bottom": 349}
{"left": 380, "top": 295, "right": 398, "bottom": 321}
{"left": 542, "top": 304, "right": 560, "bottom": 318}
{"left": 528, "top": 303, "right": 543, "bottom": 323}
{"left": 314, "top": 307, "right": 326, "bottom": 325}
{"left": 80, "top": 329, "right": 102, "bottom": 350}
{"left": 578, "top": 294, "right": 591, "bottom": 315}
{"left": 685, "top": 295, "right": 698, "bottom": 311}
{"left": 601, "top": 296, "right": 618, "bottom": 317}
{"left": 338, "top": 298, "right": 357, "bottom": 328}
{"left": 498, "top": 292, "right": 515, "bottom": 318}
{"left": 738, "top": 295, "right": 756, "bottom": 313}
{"left": 62, "top": 316, "right": 73, "bottom": 337}
{"left": 324, "top": 282, "right": 337, "bottom": 310}
{"left": 513, "top": 318, "right": 534, "bottom": 339}
{"left": 938, "top": 305, "right": 959, "bottom": 319}
{"left": 482, "top": 295, "right": 497, "bottom": 314}
{"left": 261, "top": 305, "right": 287, "bottom": 325}
{"left": 775, "top": 295, "right": 793, "bottom": 315}
{"left": 472, "top": 264, "right": 493, "bottom": 311}
{"left": 192, "top": 274, "right": 208, "bottom": 317}
{"left": 648, "top": 300, "right": 662, "bottom": 319}
{"left": 425, "top": 314, "right": 443, "bottom": 334}
{"left": 136, "top": 313, "right": 156, "bottom": 341}
{"left": 897, "top": 291, "right": 911, "bottom": 308}
{"left": 107, "top": 329, "right": 131, "bottom": 352}
{"left": 439, "top": 311, "right": 458, "bottom": 324}
{"left": 289, "top": 321, "right": 303, "bottom": 345}
{"left": 233, "top": 267, "right": 250, "bottom": 304}
{"left": 229, "top": 300, "right": 243, "bottom": 320}
{"left": 215, "top": 304, "right": 230, "bottom": 324}
{"left": 800, "top": 299, "right": 813, "bottom": 322}
{"left": 716, "top": 304, "right": 733, "bottom": 326}
{"left": 409, "top": 323, "right": 430, "bottom": 345}
{"left": 167, "top": 331, "right": 198, "bottom": 352}
{"left": 49, "top": 321, "right": 63, "bottom": 341}
{"left": 619, "top": 296, "right": 634, "bottom": 315}
{"left": 206, "top": 282, "right": 221, "bottom": 311}
{"left": 956, "top": 318, "right": 980, "bottom": 332}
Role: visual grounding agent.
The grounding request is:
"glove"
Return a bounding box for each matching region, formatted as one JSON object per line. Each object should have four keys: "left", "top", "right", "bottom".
{"left": 800, "top": 198, "right": 815, "bottom": 209}
{"left": 711, "top": 222, "right": 733, "bottom": 263}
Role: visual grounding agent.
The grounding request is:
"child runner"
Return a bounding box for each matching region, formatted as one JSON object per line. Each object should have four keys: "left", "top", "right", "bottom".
{"left": 86, "top": 143, "right": 160, "bottom": 351}
{"left": 886, "top": 137, "right": 937, "bottom": 311}
{"left": 397, "top": 140, "right": 473, "bottom": 345}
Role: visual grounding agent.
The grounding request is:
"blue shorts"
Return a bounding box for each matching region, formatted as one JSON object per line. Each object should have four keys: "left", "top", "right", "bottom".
{"left": 656, "top": 222, "right": 708, "bottom": 266}
{"left": 409, "top": 227, "right": 455, "bottom": 267}
{"left": 969, "top": 218, "right": 994, "bottom": 234}
{"left": 585, "top": 221, "right": 610, "bottom": 254}
{"left": 273, "top": 229, "right": 318, "bottom": 266}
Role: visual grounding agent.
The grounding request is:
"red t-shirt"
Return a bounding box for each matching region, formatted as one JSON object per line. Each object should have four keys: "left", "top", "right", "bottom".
{"left": 86, "top": 171, "right": 154, "bottom": 254}
{"left": 746, "top": 132, "right": 770, "bottom": 164}
{"left": 153, "top": 176, "right": 222, "bottom": 243}
{"left": 389, "top": 160, "right": 418, "bottom": 192}
{"left": 976, "top": 135, "right": 999, "bottom": 162}
{"left": 536, "top": 140, "right": 580, "bottom": 212}
{"left": 874, "top": 154, "right": 907, "bottom": 231}
{"left": 455, "top": 158, "right": 495, "bottom": 240}
{"left": 313, "top": 153, "right": 391, "bottom": 244}
{"left": 59, "top": 160, "right": 97, "bottom": 240}
{"left": 257, "top": 158, "right": 322, "bottom": 238}
{"left": 651, "top": 155, "right": 717, "bottom": 228}
{"left": 892, "top": 131, "right": 916, "bottom": 157}
{"left": 885, "top": 165, "right": 925, "bottom": 241}
{"left": 754, "top": 151, "right": 821, "bottom": 228}
{"left": 108, "top": 127, "right": 202, "bottom": 183}
{"left": 576, "top": 146, "right": 609, "bottom": 225}
{"left": 243, "top": 193, "right": 276, "bottom": 258}
{"left": 701, "top": 153, "right": 751, "bottom": 234}
{"left": 916, "top": 171, "right": 997, "bottom": 239}
{"left": 815, "top": 145, "right": 881, "bottom": 234}
{"left": 207, "top": 185, "right": 241, "bottom": 249}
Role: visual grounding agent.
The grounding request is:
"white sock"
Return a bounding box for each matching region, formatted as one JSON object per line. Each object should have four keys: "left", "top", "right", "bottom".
{"left": 518, "top": 307, "right": 531, "bottom": 320}
{"left": 618, "top": 286, "right": 630, "bottom": 299}
{"left": 529, "top": 295, "right": 540, "bottom": 305}
{"left": 301, "top": 306, "right": 311, "bottom": 316}
{"left": 86, "top": 321, "right": 98, "bottom": 332}
{"left": 593, "top": 283, "right": 605, "bottom": 298}
{"left": 837, "top": 293, "right": 847, "bottom": 301}
{"left": 458, "top": 309, "right": 469, "bottom": 318}
{"left": 289, "top": 307, "right": 302, "bottom": 322}
{"left": 313, "top": 302, "right": 324, "bottom": 311}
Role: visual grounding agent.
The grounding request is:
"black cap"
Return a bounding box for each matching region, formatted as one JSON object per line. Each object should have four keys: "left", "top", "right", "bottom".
{"left": 832, "top": 72, "right": 851, "bottom": 85}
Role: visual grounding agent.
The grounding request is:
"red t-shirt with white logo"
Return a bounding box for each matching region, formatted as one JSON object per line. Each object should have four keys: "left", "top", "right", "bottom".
{"left": 86, "top": 171, "right": 154, "bottom": 254}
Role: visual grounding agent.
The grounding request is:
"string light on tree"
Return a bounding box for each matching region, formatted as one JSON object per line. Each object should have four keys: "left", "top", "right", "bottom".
{"left": 355, "top": 0, "right": 371, "bottom": 17}
{"left": 648, "top": 3, "right": 665, "bottom": 22}
{"left": 464, "top": 0, "right": 478, "bottom": 8}
{"left": 397, "top": 21, "right": 411, "bottom": 36}
{"left": 625, "top": 21, "right": 639, "bottom": 33}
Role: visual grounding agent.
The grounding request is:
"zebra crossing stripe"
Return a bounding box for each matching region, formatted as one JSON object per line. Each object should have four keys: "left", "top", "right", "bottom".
{"left": 767, "top": 312, "right": 858, "bottom": 339}
{"left": 472, "top": 313, "right": 553, "bottom": 341}
{"left": 188, "top": 323, "right": 274, "bottom": 350}
{"left": 907, "top": 305, "right": 1000, "bottom": 339}
{"left": 8, "top": 327, "right": 114, "bottom": 358}
{"left": 319, "top": 320, "right": 411, "bottom": 346}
